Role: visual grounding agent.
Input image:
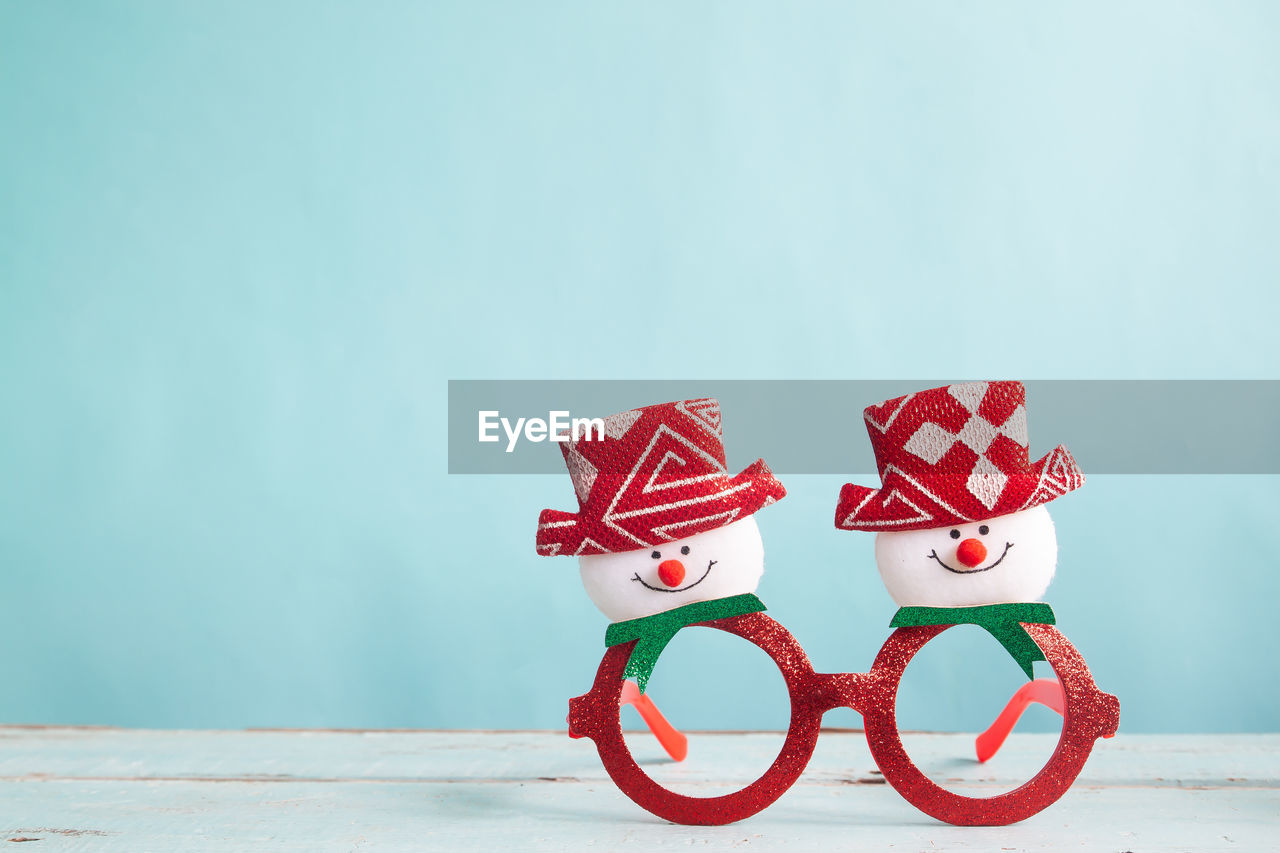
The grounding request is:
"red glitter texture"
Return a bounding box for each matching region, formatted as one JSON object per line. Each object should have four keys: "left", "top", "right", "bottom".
{"left": 568, "top": 612, "right": 825, "bottom": 826}
{"left": 858, "top": 622, "right": 1121, "bottom": 826}
{"left": 568, "top": 616, "right": 1119, "bottom": 826}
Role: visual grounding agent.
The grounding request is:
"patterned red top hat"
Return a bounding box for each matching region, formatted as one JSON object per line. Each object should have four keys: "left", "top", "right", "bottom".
{"left": 537, "top": 398, "right": 786, "bottom": 556}
{"left": 835, "top": 381, "right": 1084, "bottom": 532}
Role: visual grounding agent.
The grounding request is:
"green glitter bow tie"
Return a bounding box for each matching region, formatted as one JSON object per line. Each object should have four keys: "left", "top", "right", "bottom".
{"left": 604, "top": 593, "right": 768, "bottom": 693}
{"left": 890, "top": 602, "right": 1057, "bottom": 680}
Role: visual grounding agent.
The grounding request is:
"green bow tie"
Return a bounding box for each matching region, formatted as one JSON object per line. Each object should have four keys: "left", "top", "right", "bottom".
{"left": 604, "top": 593, "right": 768, "bottom": 693}
{"left": 890, "top": 602, "right": 1057, "bottom": 680}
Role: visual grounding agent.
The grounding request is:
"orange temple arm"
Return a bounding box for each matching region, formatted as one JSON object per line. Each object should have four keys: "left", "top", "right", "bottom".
{"left": 567, "top": 681, "right": 688, "bottom": 762}
{"left": 619, "top": 680, "right": 689, "bottom": 761}
{"left": 975, "top": 677, "right": 1065, "bottom": 763}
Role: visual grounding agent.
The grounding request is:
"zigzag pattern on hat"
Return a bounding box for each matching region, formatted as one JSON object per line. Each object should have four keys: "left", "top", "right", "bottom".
{"left": 537, "top": 399, "right": 785, "bottom": 556}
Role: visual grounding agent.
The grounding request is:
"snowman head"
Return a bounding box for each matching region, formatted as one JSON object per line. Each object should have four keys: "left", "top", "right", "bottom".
{"left": 834, "top": 382, "right": 1084, "bottom": 606}
{"left": 874, "top": 505, "right": 1058, "bottom": 607}
{"left": 578, "top": 516, "right": 765, "bottom": 622}
{"left": 536, "top": 398, "right": 786, "bottom": 621}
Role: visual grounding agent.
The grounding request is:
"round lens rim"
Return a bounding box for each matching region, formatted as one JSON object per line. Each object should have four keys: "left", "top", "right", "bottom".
{"left": 568, "top": 611, "right": 827, "bottom": 826}
{"left": 860, "top": 622, "right": 1121, "bottom": 826}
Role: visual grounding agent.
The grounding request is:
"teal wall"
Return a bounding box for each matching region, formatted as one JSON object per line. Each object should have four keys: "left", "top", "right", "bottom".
{"left": 1, "top": 2, "right": 1277, "bottom": 732}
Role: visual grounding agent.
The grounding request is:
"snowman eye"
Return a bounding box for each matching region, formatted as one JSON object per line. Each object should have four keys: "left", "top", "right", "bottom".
{"left": 978, "top": 525, "right": 990, "bottom": 535}
{"left": 651, "top": 550, "right": 661, "bottom": 559}
{"left": 680, "top": 546, "right": 690, "bottom": 555}
{"left": 949, "top": 529, "right": 960, "bottom": 539}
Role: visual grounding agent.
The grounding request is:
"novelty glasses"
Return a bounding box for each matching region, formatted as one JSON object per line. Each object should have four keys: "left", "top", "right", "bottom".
{"left": 567, "top": 595, "right": 1119, "bottom": 826}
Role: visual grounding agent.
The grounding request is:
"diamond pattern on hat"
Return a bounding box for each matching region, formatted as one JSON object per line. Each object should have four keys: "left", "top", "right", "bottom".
{"left": 948, "top": 381, "right": 989, "bottom": 413}
{"left": 1002, "top": 404, "right": 1028, "bottom": 445}
{"left": 955, "top": 415, "right": 1001, "bottom": 455}
{"left": 966, "top": 455, "right": 1009, "bottom": 509}
{"left": 903, "top": 422, "right": 953, "bottom": 465}
{"left": 835, "top": 381, "right": 1084, "bottom": 531}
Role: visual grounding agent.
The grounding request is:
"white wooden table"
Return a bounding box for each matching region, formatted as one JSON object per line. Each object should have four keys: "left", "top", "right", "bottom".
{"left": 0, "top": 726, "right": 1274, "bottom": 850}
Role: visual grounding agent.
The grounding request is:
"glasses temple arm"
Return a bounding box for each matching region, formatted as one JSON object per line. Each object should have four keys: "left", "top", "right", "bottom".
{"left": 617, "top": 680, "right": 689, "bottom": 762}
{"left": 566, "top": 681, "right": 688, "bottom": 762}
{"left": 975, "top": 677, "right": 1065, "bottom": 763}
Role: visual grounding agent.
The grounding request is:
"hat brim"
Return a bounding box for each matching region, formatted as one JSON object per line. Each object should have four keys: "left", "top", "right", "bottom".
{"left": 835, "top": 445, "right": 1084, "bottom": 532}
{"left": 537, "top": 459, "right": 786, "bottom": 556}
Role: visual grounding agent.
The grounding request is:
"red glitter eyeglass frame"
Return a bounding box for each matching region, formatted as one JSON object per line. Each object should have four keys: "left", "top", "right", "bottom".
{"left": 567, "top": 611, "right": 1120, "bottom": 826}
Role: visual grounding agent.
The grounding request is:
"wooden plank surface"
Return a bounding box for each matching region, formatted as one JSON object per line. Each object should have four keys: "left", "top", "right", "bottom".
{"left": 0, "top": 727, "right": 1275, "bottom": 851}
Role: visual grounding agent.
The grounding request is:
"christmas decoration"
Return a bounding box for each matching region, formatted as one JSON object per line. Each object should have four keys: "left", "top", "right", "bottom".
{"left": 537, "top": 398, "right": 785, "bottom": 558}
{"left": 549, "top": 388, "right": 1118, "bottom": 826}
{"left": 838, "top": 381, "right": 1081, "bottom": 608}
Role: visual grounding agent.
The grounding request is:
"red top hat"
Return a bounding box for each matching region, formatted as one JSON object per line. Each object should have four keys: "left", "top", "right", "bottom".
{"left": 835, "top": 381, "right": 1084, "bottom": 532}
{"left": 537, "top": 398, "right": 786, "bottom": 556}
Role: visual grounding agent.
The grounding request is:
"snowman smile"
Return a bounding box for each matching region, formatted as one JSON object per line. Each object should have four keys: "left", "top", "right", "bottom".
{"left": 927, "top": 542, "right": 1014, "bottom": 574}
{"left": 632, "top": 561, "right": 717, "bottom": 593}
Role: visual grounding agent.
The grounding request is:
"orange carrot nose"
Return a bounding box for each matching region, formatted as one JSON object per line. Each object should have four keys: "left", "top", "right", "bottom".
{"left": 658, "top": 560, "right": 686, "bottom": 587}
{"left": 956, "top": 538, "right": 987, "bottom": 568}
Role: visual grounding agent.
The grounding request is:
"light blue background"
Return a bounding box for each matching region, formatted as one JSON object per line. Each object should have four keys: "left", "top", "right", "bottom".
{"left": 1, "top": 2, "right": 1277, "bottom": 733}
